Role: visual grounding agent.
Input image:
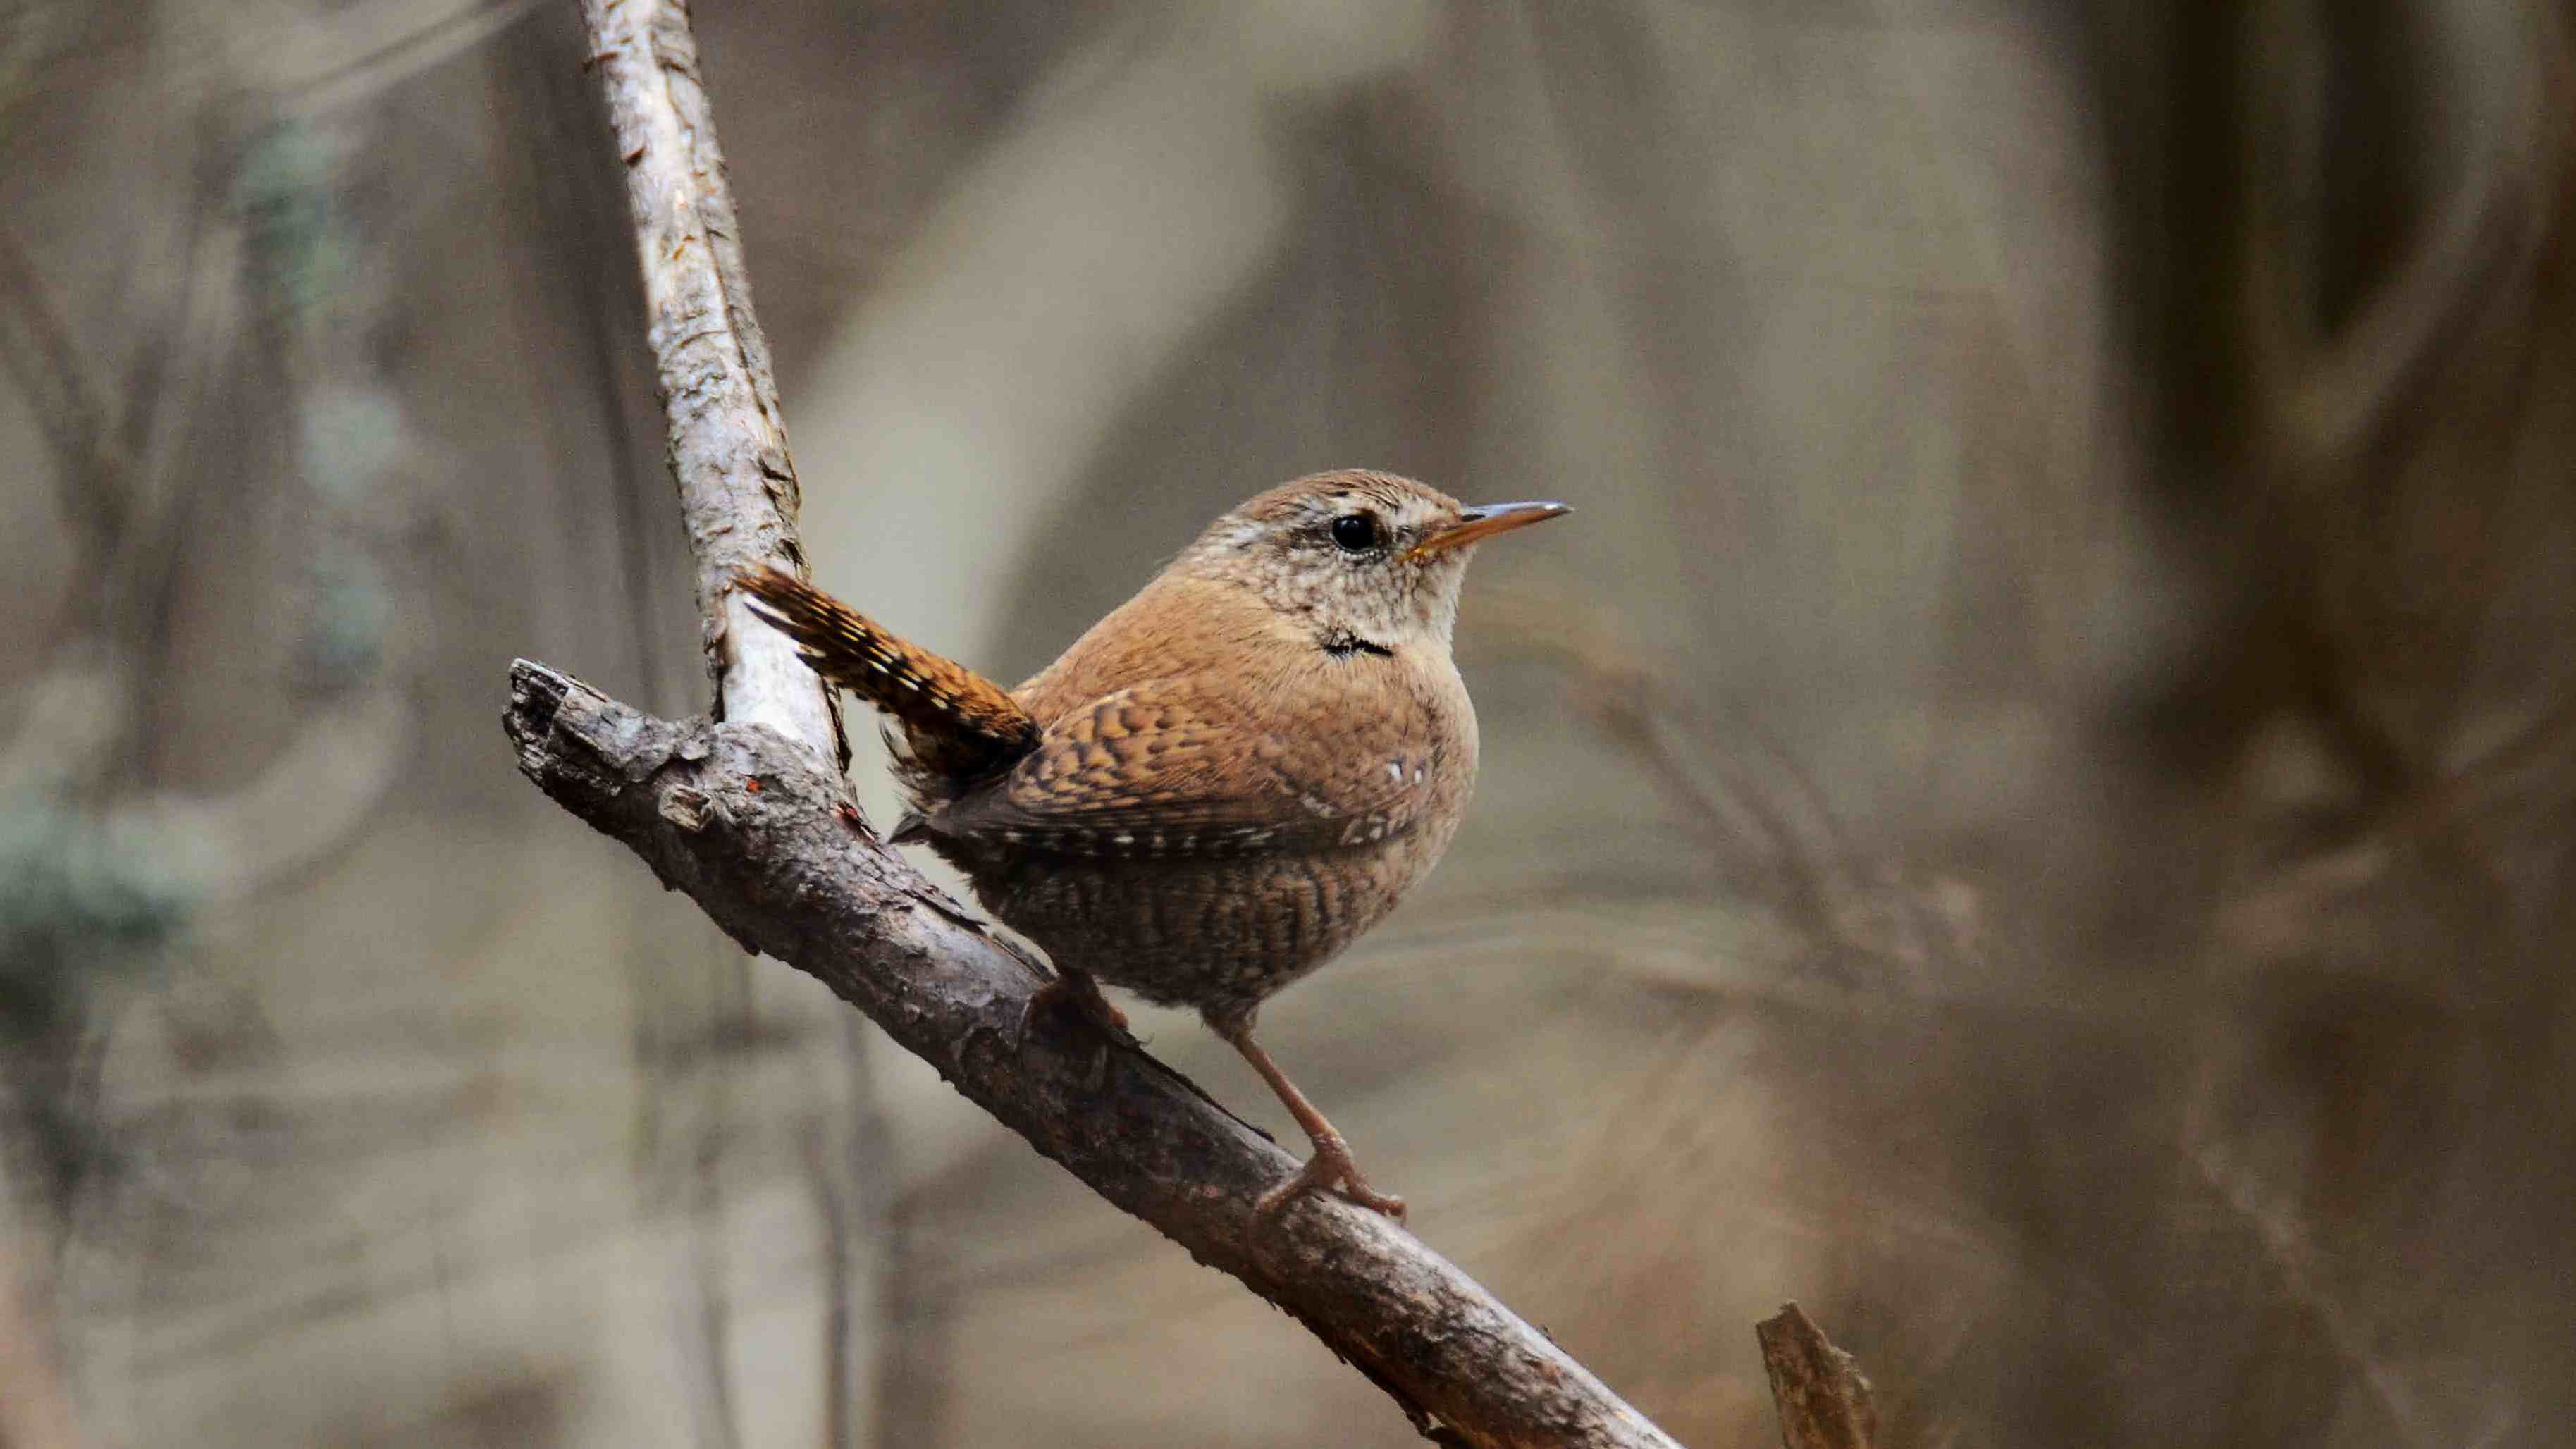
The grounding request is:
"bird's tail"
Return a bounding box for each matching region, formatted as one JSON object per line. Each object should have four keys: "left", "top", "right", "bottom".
{"left": 737, "top": 567, "right": 1039, "bottom": 782}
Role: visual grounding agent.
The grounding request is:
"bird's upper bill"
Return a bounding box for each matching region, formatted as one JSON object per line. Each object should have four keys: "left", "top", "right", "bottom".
{"left": 1403, "top": 500, "right": 1573, "bottom": 561}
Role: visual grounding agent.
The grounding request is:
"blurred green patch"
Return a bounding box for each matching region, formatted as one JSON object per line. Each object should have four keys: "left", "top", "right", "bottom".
{"left": 0, "top": 794, "right": 194, "bottom": 1195}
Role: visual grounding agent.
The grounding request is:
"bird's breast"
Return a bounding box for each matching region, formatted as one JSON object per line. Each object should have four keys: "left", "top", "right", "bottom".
{"left": 923, "top": 648, "right": 1479, "bottom": 1016}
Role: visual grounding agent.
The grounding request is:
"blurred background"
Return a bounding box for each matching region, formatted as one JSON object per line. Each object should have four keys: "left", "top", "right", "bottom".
{"left": 6, "top": 0, "right": 2575, "bottom": 1444}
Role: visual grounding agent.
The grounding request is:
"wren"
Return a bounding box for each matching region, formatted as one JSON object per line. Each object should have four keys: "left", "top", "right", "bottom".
{"left": 738, "top": 469, "right": 1567, "bottom": 1219}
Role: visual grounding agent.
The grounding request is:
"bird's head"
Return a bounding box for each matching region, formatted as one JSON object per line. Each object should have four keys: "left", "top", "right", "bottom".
{"left": 1175, "top": 469, "right": 1569, "bottom": 656}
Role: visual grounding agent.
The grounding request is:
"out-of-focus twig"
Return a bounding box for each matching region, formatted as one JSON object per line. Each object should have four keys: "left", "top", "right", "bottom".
{"left": 2238, "top": 0, "right": 2549, "bottom": 483}
{"left": 0, "top": 224, "right": 130, "bottom": 552}
{"left": 1757, "top": 1302, "right": 1879, "bottom": 1449}
{"left": 276, "top": 0, "right": 541, "bottom": 118}
{"left": 1474, "top": 590, "right": 1965, "bottom": 971}
{"left": 797, "top": 1120, "right": 858, "bottom": 1449}
{"left": 1, "top": 172, "right": 407, "bottom": 904}
{"left": 2181, "top": 1140, "right": 2460, "bottom": 1449}
{"left": 1476, "top": 591, "right": 1849, "bottom": 936}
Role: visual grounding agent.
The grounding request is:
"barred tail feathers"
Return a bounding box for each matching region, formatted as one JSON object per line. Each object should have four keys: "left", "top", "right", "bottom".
{"left": 736, "top": 567, "right": 1038, "bottom": 782}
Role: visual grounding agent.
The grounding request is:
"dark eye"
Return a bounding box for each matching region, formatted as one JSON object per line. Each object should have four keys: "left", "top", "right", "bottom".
{"left": 1329, "top": 512, "right": 1381, "bottom": 552}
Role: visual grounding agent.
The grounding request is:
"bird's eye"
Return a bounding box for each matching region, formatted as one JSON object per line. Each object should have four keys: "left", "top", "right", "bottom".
{"left": 1329, "top": 512, "right": 1381, "bottom": 552}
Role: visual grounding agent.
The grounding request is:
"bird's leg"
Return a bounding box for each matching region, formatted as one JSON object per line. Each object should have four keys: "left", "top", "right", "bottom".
{"left": 1211, "top": 1012, "right": 1406, "bottom": 1223}
{"left": 1016, "top": 966, "right": 1128, "bottom": 1051}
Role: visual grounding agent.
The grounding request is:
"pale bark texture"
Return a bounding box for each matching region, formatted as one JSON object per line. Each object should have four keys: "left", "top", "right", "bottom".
{"left": 580, "top": 0, "right": 841, "bottom": 763}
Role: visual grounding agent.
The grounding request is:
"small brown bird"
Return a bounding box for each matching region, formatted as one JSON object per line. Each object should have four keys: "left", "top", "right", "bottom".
{"left": 739, "top": 469, "right": 1567, "bottom": 1219}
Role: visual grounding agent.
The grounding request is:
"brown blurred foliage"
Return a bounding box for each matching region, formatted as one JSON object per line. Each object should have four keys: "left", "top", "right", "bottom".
{"left": 4, "top": 1, "right": 2573, "bottom": 1445}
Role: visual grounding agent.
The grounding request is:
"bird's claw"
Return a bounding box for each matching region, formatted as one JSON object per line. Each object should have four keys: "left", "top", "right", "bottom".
{"left": 1013, "top": 970, "right": 1128, "bottom": 1047}
{"left": 1256, "top": 1135, "right": 1407, "bottom": 1224}
{"left": 1013, "top": 970, "right": 1129, "bottom": 1088}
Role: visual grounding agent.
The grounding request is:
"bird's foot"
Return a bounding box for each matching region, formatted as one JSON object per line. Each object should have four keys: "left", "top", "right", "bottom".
{"left": 1257, "top": 1130, "right": 1407, "bottom": 1224}
{"left": 1013, "top": 970, "right": 1130, "bottom": 1088}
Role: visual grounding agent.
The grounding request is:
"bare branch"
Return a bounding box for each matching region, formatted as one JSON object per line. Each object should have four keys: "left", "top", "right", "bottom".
{"left": 1756, "top": 1303, "right": 1878, "bottom": 1449}
{"left": 579, "top": 0, "right": 841, "bottom": 763}
{"left": 504, "top": 661, "right": 1680, "bottom": 1448}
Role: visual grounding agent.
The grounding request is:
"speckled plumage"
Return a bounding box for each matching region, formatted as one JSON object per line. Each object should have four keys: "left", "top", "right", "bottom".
{"left": 740, "top": 469, "right": 1567, "bottom": 1217}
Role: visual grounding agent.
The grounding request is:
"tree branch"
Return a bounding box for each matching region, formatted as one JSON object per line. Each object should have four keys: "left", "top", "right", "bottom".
{"left": 505, "top": 662, "right": 1677, "bottom": 1447}
{"left": 555, "top": 2, "right": 1681, "bottom": 1441}
{"left": 580, "top": 0, "right": 840, "bottom": 763}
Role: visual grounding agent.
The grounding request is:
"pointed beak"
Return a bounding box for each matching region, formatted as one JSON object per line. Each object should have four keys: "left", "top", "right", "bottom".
{"left": 1405, "top": 500, "right": 1572, "bottom": 562}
